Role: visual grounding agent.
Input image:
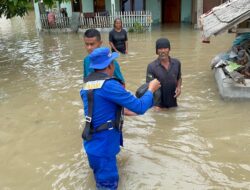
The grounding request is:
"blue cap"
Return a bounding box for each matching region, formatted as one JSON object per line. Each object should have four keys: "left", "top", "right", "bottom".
{"left": 89, "top": 47, "right": 119, "bottom": 69}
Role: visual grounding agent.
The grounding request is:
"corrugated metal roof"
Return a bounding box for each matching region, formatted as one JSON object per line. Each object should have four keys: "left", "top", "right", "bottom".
{"left": 200, "top": 0, "right": 250, "bottom": 39}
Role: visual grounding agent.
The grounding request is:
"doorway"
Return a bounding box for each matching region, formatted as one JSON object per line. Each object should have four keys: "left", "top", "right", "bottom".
{"left": 162, "top": 0, "right": 181, "bottom": 23}
{"left": 72, "top": 0, "right": 82, "bottom": 12}
{"left": 94, "top": 0, "right": 105, "bottom": 12}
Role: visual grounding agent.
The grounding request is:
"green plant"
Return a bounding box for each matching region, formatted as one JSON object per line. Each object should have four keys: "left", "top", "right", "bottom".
{"left": 128, "top": 21, "right": 144, "bottom": 33}
{"left": 128, "top": 27, "right": 134, "bottom": 33}
{"left": 27, "top": 2, "right": 34, "bottom": 10}
{"left": 133, "top": 22, "right": 144, "bottom": 33}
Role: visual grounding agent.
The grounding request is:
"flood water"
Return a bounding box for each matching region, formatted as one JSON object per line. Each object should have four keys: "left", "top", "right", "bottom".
{"left": 0, "top": 12, "right": 250, "bottom": 190}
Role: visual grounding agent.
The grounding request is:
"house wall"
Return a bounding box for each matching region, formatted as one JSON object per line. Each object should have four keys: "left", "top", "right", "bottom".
{"left": 105, "top": 0, "right": 111, "bottom": 12}
{"left": 146, "top": 0, "right": 161, "bottom": 23}
{"left": 33, "top": 2, "right": 41, "bottom": 30}
{"left": 79, "top": 0, "right": 119, "bottom": 14}
{"left": 181, "top": 0, "right": 192, "bottom": 23}
{"left": 60, "top": 0, "right": 161, "bottom": 23}
{"left": 115, "top": 0, "right": 120, "bottom": 11}
{"left": 146, "top": 0, "right": 192, "bottom": 24}
{"left": 82, "top": 0, "right": 94, "bottom": 12}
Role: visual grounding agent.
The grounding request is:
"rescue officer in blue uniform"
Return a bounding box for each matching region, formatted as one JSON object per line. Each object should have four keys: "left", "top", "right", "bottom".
{"left": 80, "top": 47, "right": 161, "bottom": 189}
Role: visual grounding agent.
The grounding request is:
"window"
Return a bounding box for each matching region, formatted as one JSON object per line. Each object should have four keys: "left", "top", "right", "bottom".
{"left": 134, "top": 0, "right": 144, "bottom": 11}
{"left": 120, "top": 0, "right": 145, "bottom": 12}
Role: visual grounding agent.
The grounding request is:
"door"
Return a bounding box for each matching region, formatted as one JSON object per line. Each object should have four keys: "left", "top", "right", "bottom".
{"left": 94, "top": 0, "right": 106, "bottom": 12}
{"left": 72, "top": 0, "right": 82, "bottom": 12}
{"left": 162, "top": 0, "right": 181, "bottom": 23}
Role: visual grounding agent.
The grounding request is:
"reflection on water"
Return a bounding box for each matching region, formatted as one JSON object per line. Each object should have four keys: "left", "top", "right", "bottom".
{"left": 0, "top": 12, "right": 250, "bottom": 190}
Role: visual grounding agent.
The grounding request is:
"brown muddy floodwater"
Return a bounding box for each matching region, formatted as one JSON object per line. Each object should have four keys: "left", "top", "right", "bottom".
{"left": 0, "top": 12, "right": 250, "bottom": 190}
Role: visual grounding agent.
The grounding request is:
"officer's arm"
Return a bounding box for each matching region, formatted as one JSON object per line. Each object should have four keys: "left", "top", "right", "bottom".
{"left": 102, "top": 80, "right": 154, "bottom": 115}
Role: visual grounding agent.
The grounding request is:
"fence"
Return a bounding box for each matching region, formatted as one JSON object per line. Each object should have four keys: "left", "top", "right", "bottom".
{"left": 40, "top": 13, "right": 70, "bottom": 29}
{"left": 79, "top": 11, "right": 152, "bottom": 30}
{"left": 40, "top": 11, "right": 152, "bottom": 31}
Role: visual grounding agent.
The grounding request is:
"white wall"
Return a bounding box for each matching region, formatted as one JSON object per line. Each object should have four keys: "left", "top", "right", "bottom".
{"left": 181, "top": 0, "right": 192, "bottom": 23}
{"left": 33, "top": 2, "right": 41, "bottom": 30}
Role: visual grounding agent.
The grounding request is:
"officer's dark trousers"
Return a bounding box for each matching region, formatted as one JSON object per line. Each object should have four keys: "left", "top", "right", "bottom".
{"left": 87, "top": 154, "right": 119, "bottom": 190}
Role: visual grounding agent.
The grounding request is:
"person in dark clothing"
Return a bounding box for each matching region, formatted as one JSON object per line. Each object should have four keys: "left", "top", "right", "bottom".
{"left": 60, "top": 8, "right": 69, "bottom": 25}
{"left": 146, "top": 38, "right": 182, "bottom": 110}
{"left": 60, "top": 8, "right": 68, "bottom": 17}
{"left": 109, "top": 18, "right": 128, "bottom": 54}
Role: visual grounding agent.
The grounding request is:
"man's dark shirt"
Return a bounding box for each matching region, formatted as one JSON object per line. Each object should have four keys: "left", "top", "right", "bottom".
{"left": 109, "top": 29, "right": 127, "bottom": 54}
{"left": 146, "top": 57, "right": 181, "bottom": 108}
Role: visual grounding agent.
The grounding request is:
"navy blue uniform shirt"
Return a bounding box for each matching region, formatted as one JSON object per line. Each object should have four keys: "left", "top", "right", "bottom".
{"left": 80, "top": 74, "right": 154, "bottom": 157}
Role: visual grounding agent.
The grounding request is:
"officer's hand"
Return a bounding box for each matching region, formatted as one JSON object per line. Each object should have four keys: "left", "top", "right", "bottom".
{"left": 148, "top": 79, "right": 161, "bottom": 93}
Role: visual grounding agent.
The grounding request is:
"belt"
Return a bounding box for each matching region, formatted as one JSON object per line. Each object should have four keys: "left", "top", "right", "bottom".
{"left": 90, "top": 120, "right": 116, "bottom": 133}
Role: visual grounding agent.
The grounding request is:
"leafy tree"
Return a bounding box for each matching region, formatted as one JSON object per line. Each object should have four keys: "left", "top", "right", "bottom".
{"left": 0, "top": 0, "right": 68, "bottom": 19}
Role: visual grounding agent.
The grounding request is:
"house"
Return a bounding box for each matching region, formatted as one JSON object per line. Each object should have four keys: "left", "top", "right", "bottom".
{"left": 33, "top": 0, "right": 227, "bottom": 32}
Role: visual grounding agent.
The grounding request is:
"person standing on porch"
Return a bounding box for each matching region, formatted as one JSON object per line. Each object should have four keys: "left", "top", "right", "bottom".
{"left": 109, "top": 18, "right": 128, "bottom": 54}
{"left": 146, "top": 38, "right": 182, "bottom": 110}
{"left": 47, "top": 11, "right": 56, "bottom": 28}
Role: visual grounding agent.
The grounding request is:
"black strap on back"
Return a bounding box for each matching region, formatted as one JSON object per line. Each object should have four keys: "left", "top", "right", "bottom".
{"left": 82, "top": 90, "right": 93, "bottom": 141}
{"left": 82, "top": 95, "right": 123, "bottom": 141}
{"left": 116, "top": 106, "right": 124, "bottom": 131}
{"left": 90, "top": 120, "right": 116, "bottom": 133}
{"left": 82, "top": 72, "right": 124, "bottom": 141}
